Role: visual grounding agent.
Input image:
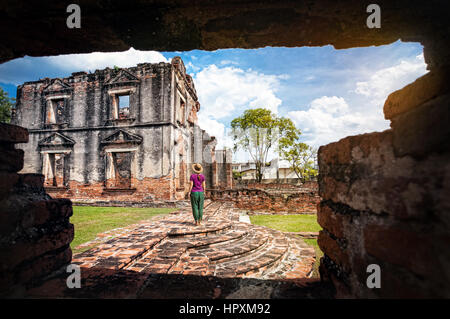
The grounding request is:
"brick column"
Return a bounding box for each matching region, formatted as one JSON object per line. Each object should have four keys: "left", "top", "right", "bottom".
{"left": 212, "top": 162, "right": 219, "bottom": 188}
{"left": 0, "top": 123, "right": 74, "bottom": 298}
{"left": 225, "top": 163, "right": 233, "bottom": 189}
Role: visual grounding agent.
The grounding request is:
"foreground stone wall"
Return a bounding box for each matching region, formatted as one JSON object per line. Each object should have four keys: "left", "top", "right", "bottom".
{"left": 208, "top": 188, "right": 319, "bottom": 214}
{"left": 2, "top": 1, "right": 449, "bottom": 64}
{"left": 0, "top": 123, "right": 73, "bottom": 298}
{"left": 317, "top": 70, "right": 450, "bottom": 298}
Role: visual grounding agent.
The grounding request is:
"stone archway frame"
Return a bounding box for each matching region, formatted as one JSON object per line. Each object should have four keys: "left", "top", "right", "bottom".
{"left": 2, "top": 0, "right": 449, "bottom": 299}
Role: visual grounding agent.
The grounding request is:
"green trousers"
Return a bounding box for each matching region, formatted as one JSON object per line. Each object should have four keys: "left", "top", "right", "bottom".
{"left": 190, "top": 191, "right": 204, "bottom": 221}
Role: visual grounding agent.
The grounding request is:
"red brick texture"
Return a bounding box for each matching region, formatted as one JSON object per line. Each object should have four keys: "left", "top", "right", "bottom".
{"left": 0, "top": 123, "right": 74, "bottom": 298}
{"left": 317, "top": 202, "right": 347, "bottom": 238}
{"left": 383, "top": 69, "right": 450, "bottom": 120}
{"left": 45, "top": 175, "right": 175, "bottom": 203}
{"left": 0, "top": 122, "right": 28, "bottom": 144}
{"left": 236, "top": 181, "right": 318, "bottom": 191}
{"left": 207, "top": 187, "right": 320, "bottom": 213}
{"left": 45, "top": 160, "right": 233, "bottom": 204}
{"left": 317, "top": 72, "right": 450, "bottom": 298}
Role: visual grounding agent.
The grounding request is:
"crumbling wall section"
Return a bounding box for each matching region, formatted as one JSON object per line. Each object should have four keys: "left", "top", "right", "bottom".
{"left": 214, "top": 149, "right": 233, "bottom": 189}
{"left": 208, "top": 188, "right": 319, "bottom": 214}
{"left": 234, "top": 181, "right": 318, "bottom": 191}
{"left": 0, "top": 123, "right": 73, "bottom": 298}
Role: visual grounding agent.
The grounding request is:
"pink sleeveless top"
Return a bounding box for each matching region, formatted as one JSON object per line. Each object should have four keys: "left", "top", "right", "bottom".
{"left": 190, "top": 174, "right": 205, "bottom": 192}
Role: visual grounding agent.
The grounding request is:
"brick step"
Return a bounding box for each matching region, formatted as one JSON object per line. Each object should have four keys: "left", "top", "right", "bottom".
{"left": 124, "top": 223, "right": 244, "bottom": 274}
{"left": 72, "top": 226, "right": 167, "bottom": 270}
{"left": 167, "top": 221, "right": 232, "bottom": 237}
{"left": 125, "top": 235, "right": 190, "bottom": 273}
{"left": 240, "top": 227, "right": 295, "bottom": 278}
{"left": 143, "top": 227, "right": 248, "bottom": 275}
{"left": 166, "top": 249, "right": 209, "bottom": 276}
{"left": 212, "top": 230, "right": 289, "bottom": 277}
{"left": 161, "top": 224, "right": 249, "bottom": 275}
{"left": 73, "top": 202, "right": 228, "bottom": 271}
{"left": 196, "top": 231, "right": 269, "bottom": 264}
{"left": 172, "top": 200, "right": 218, "bottom": 216}
{"left": 160, "top": 227, "right": 251, "bottom": 276}
{"left": 203, "top": 200, "right": 223, "bottom": 213}
{"left": 203, "top": 199, "right": 216, "bottom": 209}
{"left": 240, "top": 237, "right": 288, "bottom": 276}
{"left": 206, "top": 203, "right": 240, "bottom": 222}
{"left": 164, "top": 225, "right": 259, "bottom": 276}
{"left": 262, "top": 233, "right": 316, "bottom": 280}
{"left": 184, "top": 228, "right": 248, "bottom": 249}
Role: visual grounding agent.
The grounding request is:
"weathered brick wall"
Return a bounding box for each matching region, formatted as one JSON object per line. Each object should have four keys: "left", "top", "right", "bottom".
{"left": 234, "top": 181, "right": 318, "bottom": 191}
{"left": 0, "top": 123, "right": 74, "bottom": 298}
{"left": 317, "top": 69, "right": 450, "bottom": 298}
{"left": 214, "top": 149, "right": 233, "bottom": 189}
{"left": 46, "top": 175, "right": 174, "bottom": 202}
{"left": 207, "top": 188, "right": 319, "bottom": 213}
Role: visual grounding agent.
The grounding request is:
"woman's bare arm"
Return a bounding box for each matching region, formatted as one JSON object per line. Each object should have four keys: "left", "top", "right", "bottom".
{"left": 188, "top": 180, "right": 193, "bottom": 197}
{"left": 202, "top": 181, "right": 206, "bottom": 192}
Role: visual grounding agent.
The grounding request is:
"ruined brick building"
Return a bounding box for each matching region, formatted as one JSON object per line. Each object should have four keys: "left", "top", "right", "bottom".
{"left": 11, "top": 57, "right": 232, "bottom": 203}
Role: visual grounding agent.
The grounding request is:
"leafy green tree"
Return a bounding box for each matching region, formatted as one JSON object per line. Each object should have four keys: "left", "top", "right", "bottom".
{"left": 280, "top": 142, "right": 318, "bottom": 183}
{"left": 232, "top": 170, "right": 243, "bottom": 180}
{"left": 0, "top": 88, "right": 15, "bottom": 123}
{"left": 231, "top": 108, "right": 300, "bottom": 182}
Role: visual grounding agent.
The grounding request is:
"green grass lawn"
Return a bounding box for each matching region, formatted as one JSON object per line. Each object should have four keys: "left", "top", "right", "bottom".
{"left": 70, "top": 206, "right": 175, "bottom": 253}
{"left": 249, "top": 214, "right": 323, "bottom": 277}
{"left": 249, "top": 214, "right": 322, "bottom": 233}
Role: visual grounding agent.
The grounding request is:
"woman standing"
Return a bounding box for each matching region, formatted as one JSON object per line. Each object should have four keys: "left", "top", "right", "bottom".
{"left": 188, "top": 163, "right": 206, "bottom": 226}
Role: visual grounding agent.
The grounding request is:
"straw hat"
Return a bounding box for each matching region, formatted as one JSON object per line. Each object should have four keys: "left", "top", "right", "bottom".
{"left": 192, "top": 163, "right": 203, "bottom": 174}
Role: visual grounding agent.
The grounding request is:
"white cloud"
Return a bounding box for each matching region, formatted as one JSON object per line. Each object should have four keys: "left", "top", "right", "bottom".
{"left": 196, "top": 113, "right": 255, "bottom": 161}
{"left": 354, "top": 53, "right": 427, "bottom": 106}
{"left": 186, "top": 61, "right": 200, "bottom": 72}
{"left": 43, "top": 48, "right": 168, "bottom": 72}
{"left": 194, "top": 64, "right": 285, "bottom": 119}
{"left": 289, "top": 96, "right": 380, "bottom": 147}
{"left": 309, "top": 96, "right": 349, "bottom": 114}
{"left": 193, "top": 64, "right": 287, "bottom": 159}
{"left": 289, "top": 54, "right": 428, "bottom": 147}
{"left": 277, "top": 74, "right": 291, "bottom": 80}
{"left": 220, "top": 60, "right": 239, "bottom": 66}
{"left": 197, "top": 113, "right": 226, "bottom": 146}
{"left": 0, "top": 48, "right": 169, "bottom": 85}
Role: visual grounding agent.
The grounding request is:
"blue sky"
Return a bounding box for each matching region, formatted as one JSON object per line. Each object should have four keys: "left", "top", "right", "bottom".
{"left": 0, "top": 41, "right": 426, "bottom": 161}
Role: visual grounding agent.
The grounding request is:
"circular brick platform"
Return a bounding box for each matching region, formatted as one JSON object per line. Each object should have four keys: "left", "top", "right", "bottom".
{"left": 71, "top": 201, "right": 316, "bottom": 280}
{"left": 27, "top": 201, "right": 320, "bottom": 298}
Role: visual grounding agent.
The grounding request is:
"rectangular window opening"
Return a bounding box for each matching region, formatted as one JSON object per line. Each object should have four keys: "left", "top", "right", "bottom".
{"left": 45, "top": 97, "right": 68, "bottom": 125}
{"left": 118, "top": 94, "right": 130, "bottom": 119}
{"left": 106, "top": 151, "right": 133, "bottom": 189}
{"left": 43, "top": 153, "right": 65, "bottom": 187}
{"left": 46, "top": 99, "right": 60, "bottom": 124}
